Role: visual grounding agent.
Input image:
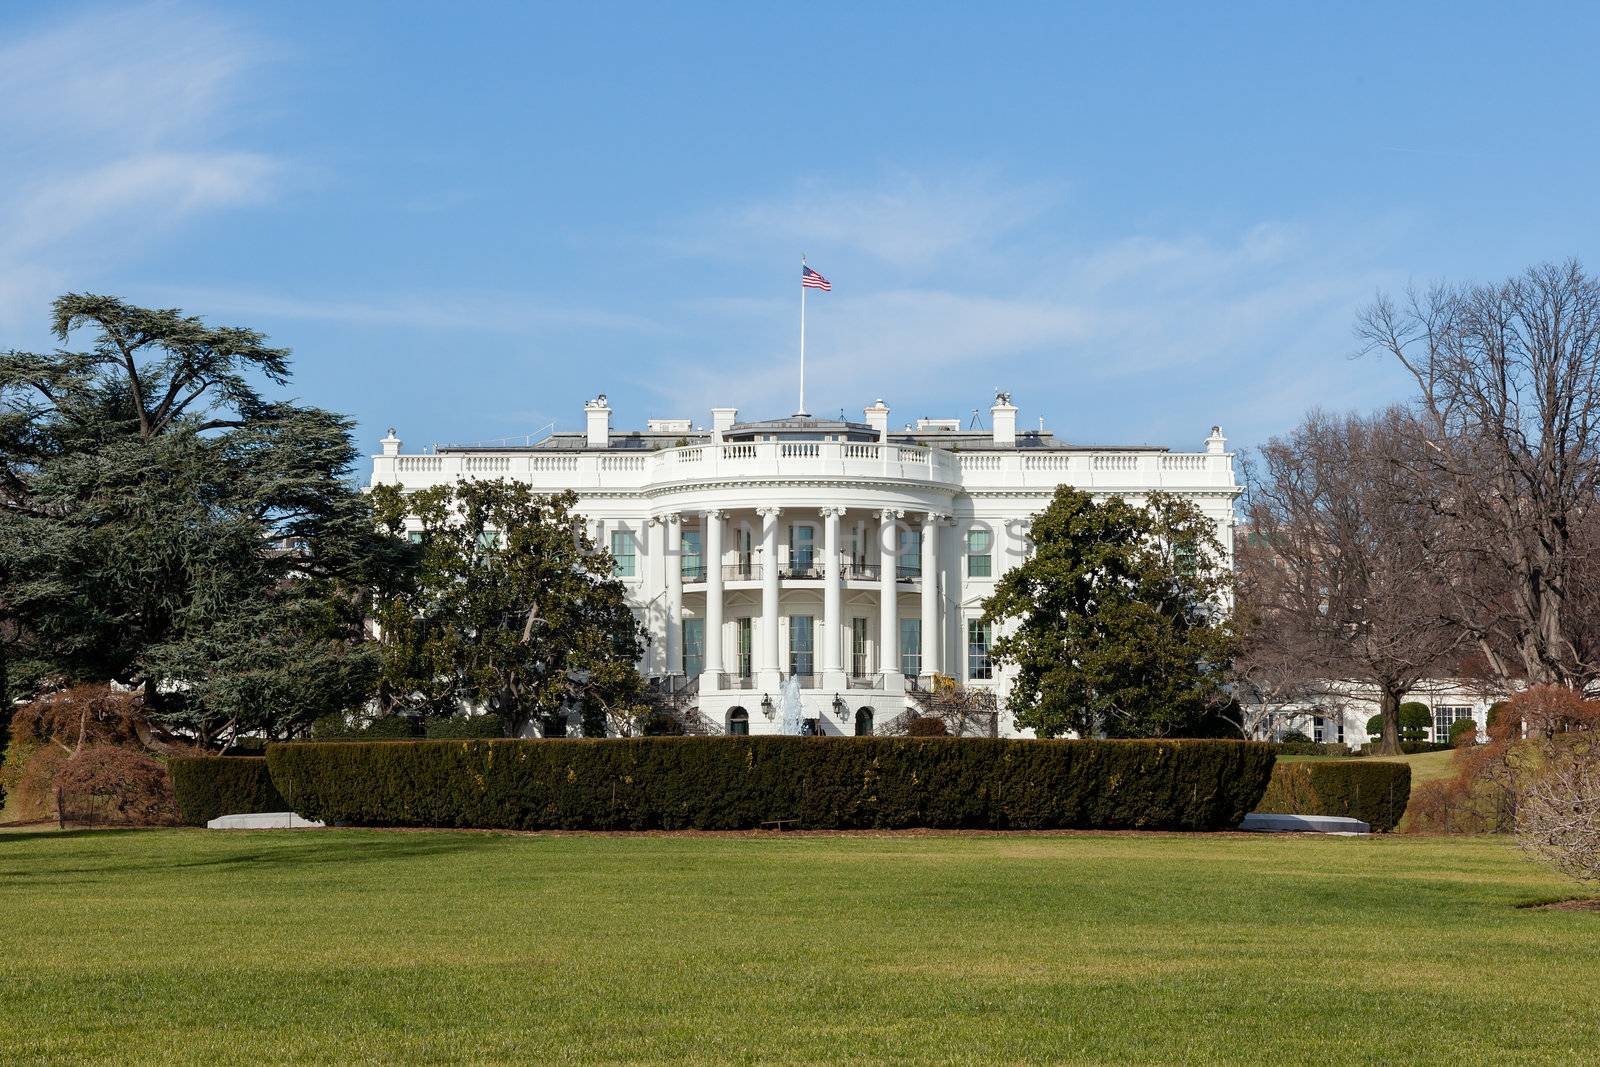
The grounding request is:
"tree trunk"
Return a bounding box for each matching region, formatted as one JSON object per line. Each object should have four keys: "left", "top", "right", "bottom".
{"left": 1377, "top": 685, "right": 1403, "bottom": 756}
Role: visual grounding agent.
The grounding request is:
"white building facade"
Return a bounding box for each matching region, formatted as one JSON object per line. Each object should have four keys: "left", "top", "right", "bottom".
{"left": 371, "top": 394, "right": 1241, "bottom": 737}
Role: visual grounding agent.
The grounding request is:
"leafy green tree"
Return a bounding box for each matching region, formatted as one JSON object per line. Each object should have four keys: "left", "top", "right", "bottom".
{"left": 982, "top": 487, "right": 1236, "bottom": 738}
{"left": 0, "top": 295, "right": 384, "bottom": 745}
{"left": 370, "top": 479, "right": 648, "bottom": 737}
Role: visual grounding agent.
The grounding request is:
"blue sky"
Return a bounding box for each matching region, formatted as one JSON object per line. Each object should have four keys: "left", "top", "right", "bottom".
{"left": 3, "top": 2, "right": 1597, "bottom": 457}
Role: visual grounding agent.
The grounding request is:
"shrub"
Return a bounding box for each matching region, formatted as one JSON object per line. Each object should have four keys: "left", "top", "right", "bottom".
{"left": 907, "top": 717, "right": 950, "bottom": 737}
{"left": 425, "top": 716, "right": 506, "bottom": 739}
{"left": 1273, "top": 742, "right": 1351, "bottom": 756}
{"left": 267, "top": 737, "right": 1277, "bottom": 832}
{"left": 1254, "top": 760, "right": 1412, "bottom": 832}
{"left": 55, "top": 745, "right": 180, "bottom": 825}
{"left": 310, "top": 713, "right": 423, "bottom": 741}
{"left": 1279, "top": 730, "right": 1311, "bottom": 744}
{"left": 169, "top": 756, "right": 288, "bottom": 826}
{"left": 1399, "top": 702, "right": 1432, "bottom": 742}
{"left": 1515, "top": 736, "right": 1600, "bottom": 885}
{"left": 1366, "top": 714, "right": 1384, "bottom": 739}
{"left": 1359, "top": 740, "right": 1451, "bottom": 756}
{"left": 1449, "top": 718, "right": 1480, "bottom": 747}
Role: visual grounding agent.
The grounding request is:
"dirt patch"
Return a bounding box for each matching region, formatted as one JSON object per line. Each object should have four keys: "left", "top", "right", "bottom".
{"left": 1520, "top": 898, "right": 1600, "bottom": 912}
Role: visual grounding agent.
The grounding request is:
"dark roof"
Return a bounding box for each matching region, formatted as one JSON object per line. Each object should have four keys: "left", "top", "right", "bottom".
{"left": 437, "top": 426, "right": 1171, "bottom": 454}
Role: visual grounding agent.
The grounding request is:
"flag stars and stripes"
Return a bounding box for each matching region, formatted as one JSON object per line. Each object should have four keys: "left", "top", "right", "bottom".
{"left": 802, "top": 265, "right": 832, "bottom": 291}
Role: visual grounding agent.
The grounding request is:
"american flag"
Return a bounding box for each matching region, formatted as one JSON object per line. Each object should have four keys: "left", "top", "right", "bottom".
{"left": 801, "top": 264, "right": 832, "bottom": 291}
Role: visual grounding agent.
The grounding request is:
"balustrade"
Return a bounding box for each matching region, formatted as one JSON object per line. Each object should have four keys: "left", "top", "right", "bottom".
{"left": 378, "top": 438, "right": 1229, "bottom": 492}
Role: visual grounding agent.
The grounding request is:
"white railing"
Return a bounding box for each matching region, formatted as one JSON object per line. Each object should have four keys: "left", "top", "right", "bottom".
{"left": 376, "top": 441, "right": 1232, "bottom": 492}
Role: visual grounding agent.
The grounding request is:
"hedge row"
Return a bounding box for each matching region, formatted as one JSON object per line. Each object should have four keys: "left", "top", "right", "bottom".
{"left": 1254, "top": 760, "right": 1412, "bottom": 832}
{"left": 266, "top": 737, "right": 1277, "bottom": 832}
{"left": 169, "top": 756, "right": 288, "bottom": 826}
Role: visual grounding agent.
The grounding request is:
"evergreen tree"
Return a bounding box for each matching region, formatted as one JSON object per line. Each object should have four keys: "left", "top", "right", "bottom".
{"left": 982, "top": 487, "right": 1235, "bottom": 737}
{"left": 0, "top": 295, "right": 385, "bottom": 744}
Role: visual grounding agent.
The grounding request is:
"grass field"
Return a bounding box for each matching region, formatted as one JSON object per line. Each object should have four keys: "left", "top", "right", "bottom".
{"left": 2, "top": 828, "right": 1596, "bottom": 1065}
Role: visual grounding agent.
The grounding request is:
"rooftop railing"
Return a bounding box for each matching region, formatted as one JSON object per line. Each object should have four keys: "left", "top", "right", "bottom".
{"left": 377, "top": 439, "right": 1236, "bottom": 492}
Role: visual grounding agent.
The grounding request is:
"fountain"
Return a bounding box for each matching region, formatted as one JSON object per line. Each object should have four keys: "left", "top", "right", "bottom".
{"left": 777, "top": 676, "right": 805, "bottom": 735}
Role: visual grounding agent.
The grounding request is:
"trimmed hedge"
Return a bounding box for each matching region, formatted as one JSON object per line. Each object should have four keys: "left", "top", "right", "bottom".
{"left": 425, "top": 716, "right": 506, "bottom": 739}
{"left": 169, "top": 756, "right": 288, "bottom": 827}
{"left": 1273, "top": 741, "right": 1352, "bottom": 757}
{"left": 266, "top": 737, "right": 1277, "bottom": 832}
{"left": 1254, "top": 760, "right": 1412, "bottom": 832}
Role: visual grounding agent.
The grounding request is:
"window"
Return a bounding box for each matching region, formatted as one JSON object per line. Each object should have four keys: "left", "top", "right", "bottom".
{"left": 855, "top": 707, "right": 874, "bottom": 736}
{"left": 682, "top": 530, "right": 704, "bottom": 580}
{"left": 899, "top": 618, "right": 921, "bottom": 676}
{"left": 1336, "top": 715, "right": 1345, "bottom": 744}
{"left": 966, "top": 528, "right": 993, "bottom": 577}
{"left": 682, "top": 618, "right": 705, "bottom": 678}
{"left": 898, "top": 528, "right": 922, "bottom": 578}
{"left": 735, "top": 527, "right": 755, "bottom": 578}
{"left": 1434, "top": 705, "right": 1474, "bottom": 743}
{"left": 789, "top": 615, "right": 814, "bottom": 676}
{"left": 789, "top": 524, "right": 815, "bottom": 573}
{"left": 407, "top": 531, "right": 424, "bottom": 544}
{"left": 1313, "top": 716, "right": 1325, "bottom": 743}
{"left": 1174, "top": 539, "right": 1198, "bottom": 577}
{"left": 610, "top": 530, "right": 636, "bottom": 577}
{"left": 850, "top": 617, "right": 869, "bottom": 676}
{"left": 476, "top": 530, "right": 501, "bottom": 550}
{"left": 736, "top": 618, "right": 753, "bottom": 678}
{"left": 967, "top": 620, "right": 992, "bottom": 680}
{"left": 727, "top": 707, "right": 750, "bottom": 736}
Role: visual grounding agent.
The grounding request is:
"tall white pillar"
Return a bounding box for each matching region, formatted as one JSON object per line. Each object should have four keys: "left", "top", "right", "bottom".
{"left": 878, "top": 509, "right": 902, "bottom": 682}
{"left": 920, "top": 512, "right": 941, "bottom": 679}
{"left": 702, "top": 510, "right": 724, "bottom": 684}
{"left": 758, "top": 506, "right": 782, "bottom": 687}
{"left": 664, "top": 513, "right": 682, "bottom": 676}
{"left": 821, "top": 506, "right": 845, "bottom": 688}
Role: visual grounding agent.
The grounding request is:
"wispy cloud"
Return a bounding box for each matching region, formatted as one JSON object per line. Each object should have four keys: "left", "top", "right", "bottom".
{"left": 650, "top": 175, "right": 1405, "bottom": 446}
{"left": 0, "top": 3, "right": 277, "bottom": 333}
{"left": 156, "top": 286, "right": 665, "bottom": 336}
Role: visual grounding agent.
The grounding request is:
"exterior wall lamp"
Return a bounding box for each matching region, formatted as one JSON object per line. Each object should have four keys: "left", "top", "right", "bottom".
{"left": 832, "top": 695, "right": 847, "bottom": 718}
{"left": 760, "top": 694, "right": 774, "bottom": 718}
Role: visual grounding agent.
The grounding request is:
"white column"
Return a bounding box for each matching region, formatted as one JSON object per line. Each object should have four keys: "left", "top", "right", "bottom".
{"left": 878, "top": 509, "right": 902, "bottom": 683}
{"left": 702, "top": 510, "right": 724, "bottom": 684}
{"left": 821, "top": 506, "right": 845, "bottom": 687}
{"left": 758, "top": 506, "right": 782, "bottom": 686}
{"left": 921, "top": 512, "right": 941, "bottom": 679}
{"left": 664, "top": 513, "right": 682, "bottom": 675}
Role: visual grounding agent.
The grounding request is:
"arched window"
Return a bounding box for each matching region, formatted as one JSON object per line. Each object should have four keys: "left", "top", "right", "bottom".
{"left": 855, "top": 707, "right": 874, "bottom": 736}
{"left": 727, "top": 707, "right": 750, "bottom": 736}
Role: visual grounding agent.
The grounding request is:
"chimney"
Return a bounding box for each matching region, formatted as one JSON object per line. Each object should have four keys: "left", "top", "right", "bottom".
{"left": 711, "top": 407, "right": 737, "bottom": 443}
{"left": 585, "top": 394, "right": 611, "bottom": 449}
{"left": 991, "top": 391, "right": 1017, "bottom": 448}
{"left": 380, "top": 427, "right": 402, "bottom": 456}
{"left": 1206, "top": 425, "right": 1227, "bottom": 455}
{"left": 864, "top": 399, "right": 890, "bottom": 442}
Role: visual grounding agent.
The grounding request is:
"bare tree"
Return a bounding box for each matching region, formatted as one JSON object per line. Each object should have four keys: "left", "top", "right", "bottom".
{"left": 1243, "top": 408, "right": 1465, "bottom": 753}
{"left": 1358, "top": 260, "right": 1600, "bottom": 688}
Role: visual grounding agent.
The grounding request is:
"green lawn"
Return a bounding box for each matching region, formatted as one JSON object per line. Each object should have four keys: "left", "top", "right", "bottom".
{"left": 2, "top": 829, "right": 1596, "bottom": 1065}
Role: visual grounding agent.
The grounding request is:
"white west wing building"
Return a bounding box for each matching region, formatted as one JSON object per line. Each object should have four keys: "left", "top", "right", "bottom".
{"left": 371, "top": 393, "right": 1241, "bottom": 737}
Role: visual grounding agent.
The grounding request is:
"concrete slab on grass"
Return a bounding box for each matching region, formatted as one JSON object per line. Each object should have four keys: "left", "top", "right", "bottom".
{"left": 206, "top": 812, "right": 324, "bottom": 830}
{"left": 1240, "top": 813, "right": 1370, "bottom": 835}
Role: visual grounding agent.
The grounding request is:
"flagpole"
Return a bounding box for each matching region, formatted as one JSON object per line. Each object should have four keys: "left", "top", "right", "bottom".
{"left": 798, "top": 254, "right": 808, "bottom": 416}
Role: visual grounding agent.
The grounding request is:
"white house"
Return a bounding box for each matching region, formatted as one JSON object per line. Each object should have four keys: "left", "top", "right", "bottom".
{"left": 371, "top": 393, "right": 1241, "bottom": 737}
{"left": 1264, "top": 680, "right": 1504, "bottom": 750}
